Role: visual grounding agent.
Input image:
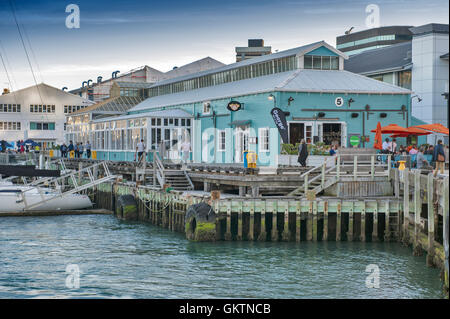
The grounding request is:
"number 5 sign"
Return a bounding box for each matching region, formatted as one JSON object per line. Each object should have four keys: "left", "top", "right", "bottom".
{"left": 335, "top": 97, "right": 344, "bottom": 107}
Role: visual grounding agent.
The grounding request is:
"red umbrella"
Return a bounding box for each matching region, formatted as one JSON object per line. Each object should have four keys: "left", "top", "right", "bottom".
{"left": 373, "top": 122, "right": 382, "bottom": 150}
{"left": 370, "top": 124, "right": 408, "bottom": 134}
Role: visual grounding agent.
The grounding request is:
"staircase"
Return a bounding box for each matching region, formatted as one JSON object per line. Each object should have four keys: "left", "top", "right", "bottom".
{"left": 288, "top": 157, "right": 338, "bottom": 197}
{"left": 164, "top": 170, "right": 194, "bottom": 191}
{"left": 145, "top": 151, "right": 193, "bottom": 191}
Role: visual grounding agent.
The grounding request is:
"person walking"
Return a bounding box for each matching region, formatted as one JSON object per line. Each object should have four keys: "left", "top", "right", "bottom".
{"left": 85, "top": 141, "right": 91, "bottom": 159}
{"left": 60, "top": 143, "right": 67, "bottom": 158}
{"left": 136, "top": 139, "right": 145, "bottom": 163}
{"left": 74, "top": 143, "right": 79, "bottom": 158}
{"left": 180, "top": 139, "right": 191, "bottom": 164}
{"left": 297, "top": 139, "right": 308, "bottom": 167}
{"left": 432, "top": 139, "right": 445, "bottom": 176}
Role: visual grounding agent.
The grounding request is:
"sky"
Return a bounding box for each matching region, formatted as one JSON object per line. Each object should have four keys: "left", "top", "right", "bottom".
{"left": 0, "top": 0, "right": 448, "bottom": 91}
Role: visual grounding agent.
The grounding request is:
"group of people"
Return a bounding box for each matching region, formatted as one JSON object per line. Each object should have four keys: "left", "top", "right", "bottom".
{"left": 15, "top": 140, "right": 29, "bottom": 153}
{"left": 381, "top": 137, "right": 448, "bottom": 176}
{"left": 61, "top": 140, "right": 92, "bottom": 158}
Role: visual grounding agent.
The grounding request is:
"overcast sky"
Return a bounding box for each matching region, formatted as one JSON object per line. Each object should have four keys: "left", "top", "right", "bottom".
{"left": 0, "top": 0, "right": 448, "bottom": 91}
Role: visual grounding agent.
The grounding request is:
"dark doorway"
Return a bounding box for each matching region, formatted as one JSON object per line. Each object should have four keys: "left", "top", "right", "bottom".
{"left": 322, "top": 123, "right": 341, "bottom": 145}
{"left": 289, "top": 123, "right": 304, "bottom": 145}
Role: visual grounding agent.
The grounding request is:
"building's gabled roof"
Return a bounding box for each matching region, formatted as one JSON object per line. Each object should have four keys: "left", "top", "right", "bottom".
{"left": 0, "top": 82, "right": 94, "bottom": 104}
{"left": 344, "top": 41, "right": 412, "bottom": 75}
{"left": 147, "top": 41, "right": 347, "bottom": 88}
{"left": 162, "top": 57, "right": 226, "bottom": 80}
{"left": 68, "top": 65, "right": 165, "bottom": 93}
{"left": 70, "top": 95, "right": 144, "bottom": 115}
{"left": 128, "top": 68, "right": 410, "bottom": 114}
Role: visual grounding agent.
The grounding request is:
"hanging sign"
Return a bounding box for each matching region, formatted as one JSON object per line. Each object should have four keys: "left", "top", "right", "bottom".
{"left": 270, "top": 107, "right": 289, "bottom": 144}
{"left": 227, "top": 101, "right": 242, "bottom": 112}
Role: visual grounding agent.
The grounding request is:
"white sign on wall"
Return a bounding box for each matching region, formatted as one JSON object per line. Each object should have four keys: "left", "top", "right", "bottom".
{"left": 335, "top": 97, "right": 344, "bottom": 107}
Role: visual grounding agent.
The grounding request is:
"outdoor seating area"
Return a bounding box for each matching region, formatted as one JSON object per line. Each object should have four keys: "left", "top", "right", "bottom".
{"left": 372, "top": 122, "right": 449, "bottom": 172}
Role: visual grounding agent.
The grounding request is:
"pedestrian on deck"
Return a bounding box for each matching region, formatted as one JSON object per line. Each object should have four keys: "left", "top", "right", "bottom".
{"left": 432, "top": 139, "right": 445, "bottom": 176}
{"left": 382, "top": 138, "right": 390, "bottom": 153}
{"left": 409, "top": 145, "right": 418, "bottom": 155}
{"left": 297, "top": 139, "right": 308, "bottom": 167}
{"left": 61, "top": 143, "right": 67, "bottom": 158}
{"left": 68, "top": 141, "right": 74, "bottom": 158}
{"left": 329, "top": 145, "right": 337, "bottom": 156}
{"left": 85, "top": 141, "right": 91, "bottom": 158}
{"left": 180, "top": 139, "right": 191, "bottom": 164}
{"left": 425, "top": 145, "right": 434, "bottom": 155}
{"left": 74, "top": 143, "right": 79, "bottom": 158}
{"left": 416, "top": 147, "right": 429, "bottom": 170}
{"left": 136, "top": 139, "right": 145, "bottom": 163}
{"left": 79, "top": 142, "right": 84, "bottom": 158}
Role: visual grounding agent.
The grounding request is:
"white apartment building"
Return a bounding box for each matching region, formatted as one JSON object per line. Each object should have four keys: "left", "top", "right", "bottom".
{"left": 0, "top": 83, "right": 93, "bottom": 148}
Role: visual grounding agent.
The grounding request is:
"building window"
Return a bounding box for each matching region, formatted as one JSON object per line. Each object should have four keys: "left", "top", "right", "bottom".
{"left": 0, "top": 104, "right": 21, "bottom": 112}
{"left": 217, "top": 130, "right": 226, "bottom": 151}
{"left": 259, "top": 128, "right": 270, "bottom": 152}
{"left": 397, "top": 70, "right": 411, "bottom": 89}
{"left": 304, "top": 55, "right": 339, "bottom": 70}
{"left": 0, "top": 121, "right": 21, "bottom": 130}
{"left": 30, "top": 122, "right": 56, "bottom": 130}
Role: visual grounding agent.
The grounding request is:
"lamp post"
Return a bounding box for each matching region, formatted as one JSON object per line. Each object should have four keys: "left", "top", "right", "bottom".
{"left": 442, "top": 82, "right": 449, "bottom": 131}
{"left": 410, "top": 95, "right": 422, "bottom": 127}
{"left": 268, "top": 94, "right": 276, "bottom": 108}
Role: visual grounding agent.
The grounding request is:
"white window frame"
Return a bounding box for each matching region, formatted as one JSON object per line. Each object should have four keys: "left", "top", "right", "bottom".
{"left": 258, "top": 127, "right": 270, "bottom": 152}
{"left": 217, "top": 130, "right": 226, "bottom": 152}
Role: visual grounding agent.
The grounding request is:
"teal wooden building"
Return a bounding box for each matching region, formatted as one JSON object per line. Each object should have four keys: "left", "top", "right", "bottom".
{"left": 67, "top": 41, "right": 417, "bottom": 167}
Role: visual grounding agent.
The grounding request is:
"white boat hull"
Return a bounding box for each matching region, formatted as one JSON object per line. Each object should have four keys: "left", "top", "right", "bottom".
{"left": 0, "top": 185, "right": 93, "bottom": 212}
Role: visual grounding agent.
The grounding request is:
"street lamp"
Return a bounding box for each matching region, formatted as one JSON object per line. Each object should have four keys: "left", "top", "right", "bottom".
{"left": 442, "top": 82, "right": 449, "bottom": 131}
{"left": 268, "top": 94, "right": 276, "bottom": 108}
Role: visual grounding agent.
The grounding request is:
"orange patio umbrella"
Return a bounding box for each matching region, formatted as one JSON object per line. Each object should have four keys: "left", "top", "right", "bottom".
{"left": 370, "top": 124, "right": 408, "bottom": 134}
{"left": 373, "top": 122, "right": 382, "bottom": 150}
{"left": 389, "top": 127, "right": 432, "bottom": 138}
{"left": 411, "top": 123, "right": 449, "bottom": 135}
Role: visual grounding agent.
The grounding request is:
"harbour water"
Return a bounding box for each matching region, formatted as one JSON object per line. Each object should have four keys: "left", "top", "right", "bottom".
{"left": 0, "top": 215, "right": 444, "bottom": 299}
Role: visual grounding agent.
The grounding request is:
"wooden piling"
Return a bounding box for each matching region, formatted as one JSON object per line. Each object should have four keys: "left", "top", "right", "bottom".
{"left": 271, "top": 203, "right": 278, "bottom": 241}
{"left": 414, "top": 169, "right": 422, "bottom": 255}
{"left": 296, "top": 202, "right": 301, "bottom": 242}
{"left": 336, "top": 202, "right": 342, "bottom": 241}
{"left": 249, "top": 205, "right": 255, "bottom": 241}
{"left": 361, "top": 201, "right": 366, "bottom": 242}
{"left": 372, "top": 202, "right": 378, "bottom": 242}
{"left": 323, "top": 201, "right": 328, "bottom": 241}
{"left": 348, "top": 204, "right": 354, "bottom": 242}
{"left": 307, "top": 201, "right": 313, "bottom": 241}
{"left": 403, "top": 168, "right": 410, "bottom": 241}
{"left": 427, "top": 173, "right": 435, "bottom": 265}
